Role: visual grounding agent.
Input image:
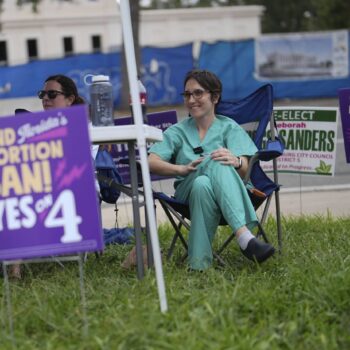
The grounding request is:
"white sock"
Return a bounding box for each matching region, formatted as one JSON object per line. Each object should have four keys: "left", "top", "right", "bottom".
{"left": 237, "top": 230, "right": 255, "bottom": 250}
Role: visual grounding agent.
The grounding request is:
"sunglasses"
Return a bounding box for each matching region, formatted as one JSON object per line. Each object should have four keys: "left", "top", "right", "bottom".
{"left": 38, "top": 90, "right": 65, "bottom": 100}
{"left": 180, "top": 89, "right": 209, "bottom": 100}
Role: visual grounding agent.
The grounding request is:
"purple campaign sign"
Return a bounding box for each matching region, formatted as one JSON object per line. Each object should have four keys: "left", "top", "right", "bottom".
{"left": 111, "top": 110, "right": 178, "bottom": 184}
{"left": 0, "top": 105, "right": 103, "bottom": 261}
{"left": 338, "top": 88, "right": 350, "bottom": 163}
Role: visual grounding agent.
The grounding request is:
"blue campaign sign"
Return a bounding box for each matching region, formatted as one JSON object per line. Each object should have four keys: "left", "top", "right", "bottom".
{"left": 110, "top": 110, "right": 178, "bottom": 184}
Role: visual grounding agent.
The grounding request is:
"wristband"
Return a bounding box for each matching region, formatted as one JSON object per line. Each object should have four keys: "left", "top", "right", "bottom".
{"left": 235, "top": 156, "right": 242, "bottom": 170}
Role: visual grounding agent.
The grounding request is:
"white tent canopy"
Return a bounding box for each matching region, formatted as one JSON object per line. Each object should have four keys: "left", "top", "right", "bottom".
{"left": 117, "top": 0, "right": 168, "bottom": 313}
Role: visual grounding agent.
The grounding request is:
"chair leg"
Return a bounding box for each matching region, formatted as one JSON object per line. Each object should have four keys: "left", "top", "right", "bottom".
{"left": 213, "top": 252, "right": 226, "bottom": 267}
{"left": 260, "top": 195, "right": 272, "bottom": 225}
{"left": 159, "top": 201, "right": 189, "bottom": 260}
{"left": 180, "top": 251, "right": 188, "bottom": 263}
{"left": 258, "top": 193, "right": 282, "bottom": 250}
{"left": 216, "top": 233, "right": 235, "bottom": 255}
{"left": 166, "top": 221, "right": 188, "bottom": 260}
{"left": 274, "top": 190, "right": 283, "bottom": 253}
{"left": 145, "top": 210, "right": 154, "bottom": 268}
{"left": 167, "top": 228, "right": 180, "bottom": 260}
{"left": 256, "top": 222, "right": 269, "bottom": 243}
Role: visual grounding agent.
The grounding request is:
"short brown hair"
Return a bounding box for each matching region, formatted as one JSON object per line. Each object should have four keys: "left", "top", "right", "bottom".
{"left": 183, "top": 69, "right": 222, "bottom": 103}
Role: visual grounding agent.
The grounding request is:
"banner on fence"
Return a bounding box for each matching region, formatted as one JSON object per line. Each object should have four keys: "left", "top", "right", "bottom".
{"left": 0, "top": 105, "right": 103, "bottom": 261}
{"left": 0, "top": 44, "right": 193, "bottom": 107}
{"left": 255, "top": 30, "right": 348, "bottom": 81}
{"left": 337, "top": 88, "right": 350, "bottom": 163}
{"left": 261, "top": 107, "right": 338, "bottom": 175}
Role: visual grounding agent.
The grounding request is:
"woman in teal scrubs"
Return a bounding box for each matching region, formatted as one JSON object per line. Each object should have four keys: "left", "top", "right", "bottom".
{"left": 148, "top": 70, "right": 275, "bottom": 270}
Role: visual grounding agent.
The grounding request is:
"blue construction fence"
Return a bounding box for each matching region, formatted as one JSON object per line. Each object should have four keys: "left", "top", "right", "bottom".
{"left": 1, "top": 30, "right": 349, "bottom": 105}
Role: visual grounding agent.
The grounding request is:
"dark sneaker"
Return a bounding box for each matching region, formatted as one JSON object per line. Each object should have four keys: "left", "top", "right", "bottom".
{"left": 241, "top": 238, "right": 275, "bottom": 263}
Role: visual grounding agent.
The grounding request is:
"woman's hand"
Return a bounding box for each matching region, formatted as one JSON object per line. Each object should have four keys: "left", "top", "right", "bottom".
{"left": 177, "top": 157, "right": 204, "bottom": 176}
{"left": 210, "top": 147, "right": 240, "bottom": 167}
{"left": 210, "top": 148, "right": 249, "bottom": 178}
{"left": 148, "top": 153, "right": 204, "bottom": 177}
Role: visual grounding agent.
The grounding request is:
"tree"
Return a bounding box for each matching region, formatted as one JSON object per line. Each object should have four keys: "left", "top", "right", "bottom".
{"left": 145, "top": 0, "right": 350, "bottom": 33}
{"left": 255, "top": 0, "right": 317, "bottom": 33}
{"left": 17, "top": 0, "right": 50, "bottom": 12}
{"left": 248, "top": 0, "right": 350, "bottom": 33}
{"left": 310, "top": 0, "right": 350, "bottom": 30}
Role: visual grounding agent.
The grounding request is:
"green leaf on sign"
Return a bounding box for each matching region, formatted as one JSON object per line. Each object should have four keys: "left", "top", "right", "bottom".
{"left": 315, "top": 160, "right": 332, "bottom": 174}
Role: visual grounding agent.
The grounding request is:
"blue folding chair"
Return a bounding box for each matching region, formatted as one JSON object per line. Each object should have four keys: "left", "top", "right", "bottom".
{"left": 152, "top": 84, "right": 284, "bottom": 264}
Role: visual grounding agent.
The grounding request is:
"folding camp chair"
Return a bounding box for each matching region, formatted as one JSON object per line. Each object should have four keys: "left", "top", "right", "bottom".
{"left": 152, "top": 84, "right": 284, "bottom": 265}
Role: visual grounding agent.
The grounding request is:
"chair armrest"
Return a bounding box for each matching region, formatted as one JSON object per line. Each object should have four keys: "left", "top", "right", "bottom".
{"left": 243, "top": 153, "right": 260, "bottom": 184}
{"left": 257, "top": 149, "right": 282, "bottom": 161}
{"left": 257, "top": 138, "right": 285, "bottom": 162}
{"left": 97, "top": 173, "right": 144, "bottom": 198}
{"left": 243, "top": 137, "right": 284, "bottom": 184}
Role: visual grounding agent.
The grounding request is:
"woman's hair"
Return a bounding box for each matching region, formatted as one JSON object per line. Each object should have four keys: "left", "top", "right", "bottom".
{"left": 183, "top": 69, "right": 222, "bottom": 103}
{"left": 45, "top": 74, "right": 84, "bottom": 105}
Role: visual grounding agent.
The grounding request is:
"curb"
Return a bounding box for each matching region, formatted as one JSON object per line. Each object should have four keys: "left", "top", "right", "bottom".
{"left": 280, "top": 184, "right": 350, "bottom": 194}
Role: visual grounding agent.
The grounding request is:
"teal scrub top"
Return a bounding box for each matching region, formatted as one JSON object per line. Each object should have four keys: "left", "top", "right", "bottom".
{"left": 149, "top": 114, "right": 258, "bottom": 188}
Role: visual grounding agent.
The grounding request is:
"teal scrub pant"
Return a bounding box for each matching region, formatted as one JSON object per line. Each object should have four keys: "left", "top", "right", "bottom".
{"left": 175, "top": 157, "right": 257, "bottom": 270}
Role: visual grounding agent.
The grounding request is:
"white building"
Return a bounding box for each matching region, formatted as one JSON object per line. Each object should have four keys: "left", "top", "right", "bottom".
{"left": 0, "top": 0, "right": 264, "bottom": 66}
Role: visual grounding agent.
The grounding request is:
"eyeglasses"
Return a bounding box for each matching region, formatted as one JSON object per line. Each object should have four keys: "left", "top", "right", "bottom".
{"left": 180, "top": 89, "right": 209, "bottom": 100}
{"left": 38, "top": 90, "right": 65, "bottom": 100}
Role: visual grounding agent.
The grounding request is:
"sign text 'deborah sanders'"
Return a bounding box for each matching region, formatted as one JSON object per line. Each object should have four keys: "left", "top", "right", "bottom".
{"left": 261, "top": 107, "right": 338, "bottom": 176}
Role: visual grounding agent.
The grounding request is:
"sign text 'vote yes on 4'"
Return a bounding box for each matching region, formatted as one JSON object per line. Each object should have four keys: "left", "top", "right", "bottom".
{"left": 0, "top": 105, "right": 103, "bottom": 261}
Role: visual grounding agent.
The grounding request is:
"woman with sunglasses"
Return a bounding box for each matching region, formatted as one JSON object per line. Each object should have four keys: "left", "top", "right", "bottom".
{"left": 148, "top": 69, "right": 275, "bottom": 271}
{"left": 9, "top": 75, "right": 85, "bottom": 279}
{"left": 38, "top": 74, "right": 85, "bottom": 110}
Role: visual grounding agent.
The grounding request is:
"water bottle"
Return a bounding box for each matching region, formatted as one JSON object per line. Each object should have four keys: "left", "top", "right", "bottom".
{"left": 89, "top": 75, "right": 114, "bottom": 126}
{"left": 130, "top": 78, "right": 148, "bottom": 124}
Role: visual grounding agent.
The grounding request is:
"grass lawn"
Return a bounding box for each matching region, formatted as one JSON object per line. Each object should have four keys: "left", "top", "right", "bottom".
{"left": 1, "top": 214, "right": 350, "bottom": 350}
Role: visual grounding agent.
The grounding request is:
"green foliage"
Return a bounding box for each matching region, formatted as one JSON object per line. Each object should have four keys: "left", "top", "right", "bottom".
{"left": 1, "top": 215, "right": 350, "bottom": 349}
{"left": 226, "top": 0, "right": 336, "bottom": 33}
{"left": 16, "top": 0, "right": 75, "bottom": 13}
{"left": 146, "top": 0, "right": 350, "bottom": 33}
{"left": 17, "top": 0, "right": 41, "bottom": 12}
{"left": 242, "top": 0, "right": 319, "bottom": 33}
{"left": 310, "top": 0, "right": 350, "bottom": 30}
{"left": 14, "top": 1, "right": 350, "bottom": 33}
{"left": 257, "top": 0, "right": 350, "bottom": 33}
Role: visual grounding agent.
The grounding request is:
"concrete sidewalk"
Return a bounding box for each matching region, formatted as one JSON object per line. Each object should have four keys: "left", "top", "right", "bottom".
{"left": 100, "top": 185, "right": 350, "bottom": 229}
{"left": 257, "top": 185, "right": 350, "bottom": 218}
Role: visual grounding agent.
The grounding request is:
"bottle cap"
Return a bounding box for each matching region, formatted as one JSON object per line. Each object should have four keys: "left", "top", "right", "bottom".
{"left": 91, "top": 75, "right": 110, "bottom": 83}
